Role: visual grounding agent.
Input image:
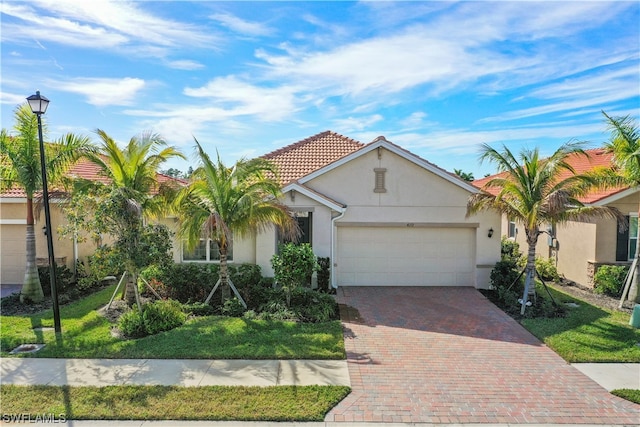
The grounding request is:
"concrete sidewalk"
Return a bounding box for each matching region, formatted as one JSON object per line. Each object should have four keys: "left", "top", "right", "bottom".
{"left": 572, "top": 362, "right": 640, "bottom": 391}
{"left": 0, "top": 358, "right": 350, "bottom": 387}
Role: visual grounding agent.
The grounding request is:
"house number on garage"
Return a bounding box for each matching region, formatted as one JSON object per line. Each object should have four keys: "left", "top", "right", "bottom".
{"left": 407, "top": 223, "right": 414, "bottom": 227}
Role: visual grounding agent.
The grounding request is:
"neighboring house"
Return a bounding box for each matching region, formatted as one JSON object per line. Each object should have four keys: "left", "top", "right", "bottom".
{"left": 1, "top": 131, "right": 501, "bottom": 289}
{"left": 473, "top": 148, "right": 640, "bottom": 288}
{"left": 0, "top": 159, "right": 181, "bottom": 285}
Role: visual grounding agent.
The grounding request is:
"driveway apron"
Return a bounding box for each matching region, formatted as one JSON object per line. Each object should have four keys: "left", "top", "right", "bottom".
{"left": 326, "top": 286, "right": 640, "bottom": 424}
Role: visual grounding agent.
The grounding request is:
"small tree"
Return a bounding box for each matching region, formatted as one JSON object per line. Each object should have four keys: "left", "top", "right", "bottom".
{"left": 271, "top": 243, "right": 317, "bottom": 307}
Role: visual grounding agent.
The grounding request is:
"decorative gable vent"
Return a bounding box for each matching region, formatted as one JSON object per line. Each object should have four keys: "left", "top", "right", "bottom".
{"left": 374, "top": 168, "right": 387, "bottom": 193}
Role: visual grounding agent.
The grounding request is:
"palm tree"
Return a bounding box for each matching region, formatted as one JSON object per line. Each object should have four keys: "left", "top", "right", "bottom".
{"left": 454, "top": 169, "right": 474, "bottom": 182}
{"left": 83, "top": 129, "right": 184, "bottom": 307}
{"left": 0, "top": 104, "right": 92, "bottom": 303}
{"left": 176, "top": 138, "right": 298, "bottom": 302}
{"left": 467, "top": 142, "right": 624, "bottom": 313}
{"left": 602, "top": 112, "right": 640, "bottom": 302}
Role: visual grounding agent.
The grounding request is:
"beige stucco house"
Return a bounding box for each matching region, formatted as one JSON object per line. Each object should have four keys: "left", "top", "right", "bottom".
{"left": 474, "top": 148, "right": 640, "bottom": 288}
{"left": 1, "top": 131, "right": 501, "bottom": 289}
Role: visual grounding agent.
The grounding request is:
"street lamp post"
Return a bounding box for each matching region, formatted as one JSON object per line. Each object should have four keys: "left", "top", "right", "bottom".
{"left": 27, "top": 91, "right": 61, "bottom": 335}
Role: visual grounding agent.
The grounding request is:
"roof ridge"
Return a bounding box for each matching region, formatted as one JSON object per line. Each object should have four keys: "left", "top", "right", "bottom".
{"left": 262, "top": 130, "right": 363, "bottom": 159}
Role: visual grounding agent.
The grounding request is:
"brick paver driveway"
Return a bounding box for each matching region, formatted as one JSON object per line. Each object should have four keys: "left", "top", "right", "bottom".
{"left": 326, "top": 286, "right": 640, "bottom": 424}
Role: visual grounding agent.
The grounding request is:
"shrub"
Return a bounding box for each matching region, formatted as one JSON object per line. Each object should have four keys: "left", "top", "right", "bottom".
{"left": 271, "top": 243, "right": 318, "bottom": 306}
{"left": 38, "top": 264, "right": 75, "bottom": 296}
{"left": 221, "top": 298, "right": 246, "bottom": 317}
{"left": 229, "top": 264, "right": 263, "bottom": 305}
{"left": 490, "top": 259, "right": 522, "bottom": 291}
{"left": 317, "top": 257, "right": 331, "bottom": 293}
{"left": 142, "top": 300, "right": 187, "bottom": 335}
{"left": 182, "top": 301, "right": 217, "bottom": 316}
{"left": 594, "top": 265, "right": 628, "bottom": 297}
{"left": 535, "top": 257, "right": 560, "bottom": 282}
{"left": 501, "top": 237, "right": 521, "bottom": 262}
{"left": 118, "top": 300, "right": 187, "bottom": 338}
{"left": 159, "top": 263, "right": 219, "bottom": 303}
{"left": 118, "top": 309, "right": 147, "bottom": 338}
{"left": 289, "top": 288, "right": 338, "bottom": 322}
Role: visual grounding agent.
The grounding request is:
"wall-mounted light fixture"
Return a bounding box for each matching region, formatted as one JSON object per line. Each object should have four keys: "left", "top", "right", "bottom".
{"left": 488, "top": 227, "right": 494, "bottom": 238}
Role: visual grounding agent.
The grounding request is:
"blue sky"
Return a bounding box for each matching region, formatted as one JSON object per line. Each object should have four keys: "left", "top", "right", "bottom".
{"left": 2, "top": 1, "right": 639, "bottom": 178}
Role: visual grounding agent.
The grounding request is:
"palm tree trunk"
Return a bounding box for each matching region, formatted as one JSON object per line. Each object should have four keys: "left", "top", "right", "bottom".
{"left": 219, "top": 243, "right": 231, "bottom": 302}
{"left": 124, "top": 272, "right": 137, "bottom": 307}
{"left": 21, "top": 198, "right": 44, "bottom": 303}
{"left": 520, "top": 227, "right": 539, "bottom": 313}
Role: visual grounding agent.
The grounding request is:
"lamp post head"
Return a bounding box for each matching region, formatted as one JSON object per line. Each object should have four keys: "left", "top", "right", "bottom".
{"left": 26, "top": 91, "right": 50, "bottom": 115}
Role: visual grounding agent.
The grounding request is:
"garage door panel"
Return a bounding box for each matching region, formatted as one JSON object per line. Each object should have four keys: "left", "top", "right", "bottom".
{"left": 337, "top": 227, "right": 474, "bottom": 286}
{"left": 1, "top": 225, "right": 26, "bottom": 285}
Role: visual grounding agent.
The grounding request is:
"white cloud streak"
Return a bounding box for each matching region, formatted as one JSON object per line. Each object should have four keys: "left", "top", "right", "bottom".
{"left": 210, "top": 13, "right": 273, "bottom": 37}
{"left": 52, "top": 77, "right": 146, "bottom": 106}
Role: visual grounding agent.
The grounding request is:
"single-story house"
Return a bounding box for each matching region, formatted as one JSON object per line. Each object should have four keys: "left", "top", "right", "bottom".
{"left": 1, "top": 131, "right": 501, "bottom": 289}
{"left": 473, "top": 148, "right": 640, "bottom": 288}
{"left": 0, "top": 160, "right": 180, "bottom": 285}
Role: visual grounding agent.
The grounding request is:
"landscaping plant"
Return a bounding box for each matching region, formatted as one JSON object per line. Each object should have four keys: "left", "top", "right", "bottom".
{"left": 271, "top": 243, "right": 318, "bottom": 307}
{"left": 593, "top": 265, "right": 628, "bottom": 297}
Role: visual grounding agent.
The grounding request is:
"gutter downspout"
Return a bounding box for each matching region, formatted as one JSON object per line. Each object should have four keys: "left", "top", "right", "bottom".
{"left": 330, "top": 208, "right": 346, "bottom": 289}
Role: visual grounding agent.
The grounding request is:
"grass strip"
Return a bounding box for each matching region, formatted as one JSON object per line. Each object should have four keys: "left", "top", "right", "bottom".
{"left": 611, "top": 389, "right": 640, "bottom": 405}
{"left": 1, "top": 285, "right": 345, "bottom": 359}
{"left": 1, "top": 385, "right": 350, "bottom": 421}
{"left": 519, "top": 285, "right": 640, "bottom": 363}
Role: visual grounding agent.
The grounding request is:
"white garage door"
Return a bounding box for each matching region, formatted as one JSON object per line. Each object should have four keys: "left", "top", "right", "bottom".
{"left": 337, "top": 226, "right": 475, "bottom": 286}
{"left": 1, "top": 225, "right": 27, "bottom": 285}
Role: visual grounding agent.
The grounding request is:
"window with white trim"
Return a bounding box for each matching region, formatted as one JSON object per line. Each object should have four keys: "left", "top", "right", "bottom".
{"left": 630, "top": 216, "right": 638, "bottom": 260}
{"left": 507, "top": 219, "right": 517, "bottom": 238}
{"left": 182, "top": 239, "right": 233, "bottom": 262}
{"left": 616, "top": 214, "right": 638, "bottom": 261}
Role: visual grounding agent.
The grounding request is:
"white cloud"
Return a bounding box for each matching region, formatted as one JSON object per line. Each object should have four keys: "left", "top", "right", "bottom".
{"left": 210, "top": 13, "right": 273, "bottom": 37}
{"left": 166, "top": 60, "right": 205, "bottom": 71}
{"left": 1, "top": 0, "right": 217, "bottom": 55}
{"left": 53, "top": 77, "right": 146, "bottom": 106}
{"left": 0, "top": 91, "right": 30, "bottom": 106}
{"left": 482, "top": 63, "right": 640, "bottom": 122}
{"left": 183, "top": 76, "right": 299, "bottom": 121}
{"left": 332, "top": 114, "right": 384, "bottom": 132}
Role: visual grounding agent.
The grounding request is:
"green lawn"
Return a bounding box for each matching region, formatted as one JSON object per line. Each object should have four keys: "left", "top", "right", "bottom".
{"left": 1, "top": 385, "right": 350, "bottom": 421}
{"left": 0, "top": 285, "right": 345, "bottom": 359}
{"left": 520, "top": 285, "right": 640, "bottom": 363}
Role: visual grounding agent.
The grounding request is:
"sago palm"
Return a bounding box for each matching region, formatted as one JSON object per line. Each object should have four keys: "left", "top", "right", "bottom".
{"left": 176, "top": 138, "right": 298, "bottom": 302}
{"left": 602, "top": 112, "right": 640, "bottom": 302}
{"left": 467, "top": 142, "right": 623, "bottom": 313}
{"left": 0, "top": 103, "right": 92, "bottom": 303}
{"left": 83, "top": 129, "right": 184, "bottom": 307}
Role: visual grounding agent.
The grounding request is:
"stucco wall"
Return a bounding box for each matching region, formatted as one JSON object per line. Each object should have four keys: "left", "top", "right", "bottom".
{"left": 304, "top": 147, "right": 500, "bottom": 288}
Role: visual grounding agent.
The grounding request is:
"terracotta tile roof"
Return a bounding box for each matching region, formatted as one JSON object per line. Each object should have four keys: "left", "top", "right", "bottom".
{"left": 262, "top": 130, "right": 364, "bottom": 185}
{"left": 1, "top": 158, "right": 185, "bottom": 199}
{"left": 472, "top": 148, "right": 628, "bottom": 204}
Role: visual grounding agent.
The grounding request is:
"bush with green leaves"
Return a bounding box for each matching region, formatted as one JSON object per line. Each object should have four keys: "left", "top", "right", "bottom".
{"left": 37, "top": 264, "right": 75, "bottom": 296}
{"left": 117, "top": 308, "right": 147, "bottom": 338}
{"left": 221, "top": 298, "right": 246, "bottom": 317}
{"left": 289, "top": 287, "right": 338, "bottom": 322}
{"left": 317, "top": 257, "right": 331, "bottom": 293}
{"left": 501, "top": 237, "right": 521, "bottom": 262}
{"left": 487, "top": 259, "right": 564, "bottom": 319}
{"left": 535, "top": 257, "right": 560, "bottom": 282}
{"left": 271, "top": 243, "right": 318, "bottom": 306}
{"left": 181, "top": 301, "right": 217, "bottom": 316}
{"left": 118, "top": 299, "right": 187, "bottom": 338}
{"left": 594, "top": 265, "right": 628, "bottom": 297}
